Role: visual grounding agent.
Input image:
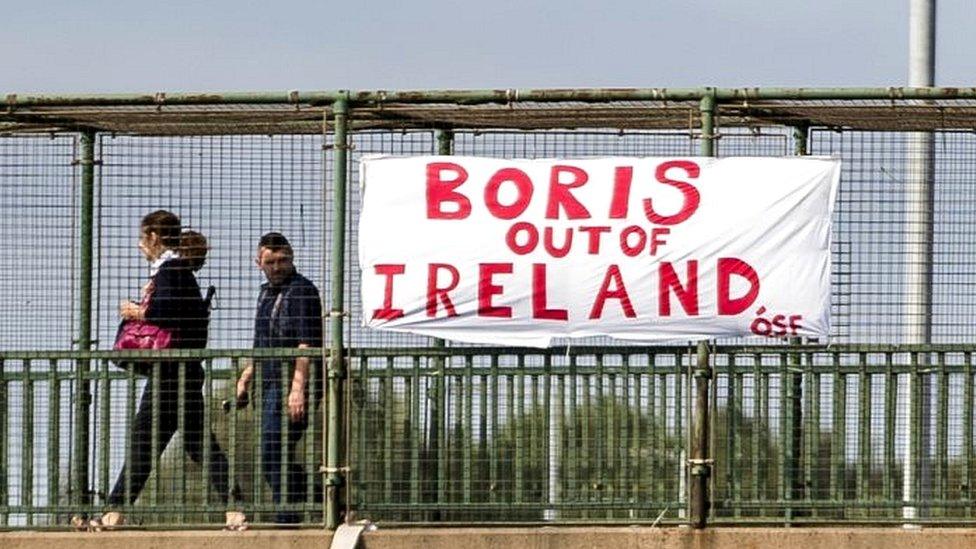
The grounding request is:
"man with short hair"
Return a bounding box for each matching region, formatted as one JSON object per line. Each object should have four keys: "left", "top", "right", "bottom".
{"left": 236, "top": 232, "right": 322, "bottom": 524}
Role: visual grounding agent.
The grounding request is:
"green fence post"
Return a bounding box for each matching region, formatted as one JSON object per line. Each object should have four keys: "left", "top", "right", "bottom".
{"left": 857, "top": 352, "right": 870, "bottom": 515}
{"left": 326, "top": 96, "right": 350, "bottom": 529}
{"left": 831, "top": 353, "right": 845, "bottom": 511}
{"left": 0, "top": 359, "right": 5, "bottom": 526}
{"left": 780, "top": 350, "right": 791, "bottom": 523}
{"left": 23, "top": 360, "right": 34, "bottom": 525}
{"left": 98, "top": 360, "right": 110, "bottom": 513}
{"left": 884, "top": 352, "right": 896, "bottom": 510}
{"left": 431, "top": 129, "right": 453, "bottom": 517}
{"left": 690, "top": 341, "right": 711, "bottom": 528}
{"left": 689, "top": 90, "right": 716, "bottom": 529}
{"left": 72, "top": 130, "right": 96, "bottom": 512}
{"left": 410, "top": 357, "right": 421, "bottom": 518}
{"left": 788, "top": 124, "right": 809, "bottom": 520}
{"left": 48, "top": 360, "right": 61, "bottom": 520}
{"left": 964, "top": 353, "right": 974, "bottom": 517}
{"left": 936, "top": 352, "right": 948, "bottom": 513}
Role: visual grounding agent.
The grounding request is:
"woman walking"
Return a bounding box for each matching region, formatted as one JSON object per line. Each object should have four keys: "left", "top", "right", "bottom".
{"left": 96, "top": 211, "right": 244, "bottom": 530}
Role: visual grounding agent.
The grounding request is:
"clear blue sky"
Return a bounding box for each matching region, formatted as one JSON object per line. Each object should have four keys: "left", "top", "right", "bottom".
{"left": 3, "top": 0, "right": 974, "bottom": 92}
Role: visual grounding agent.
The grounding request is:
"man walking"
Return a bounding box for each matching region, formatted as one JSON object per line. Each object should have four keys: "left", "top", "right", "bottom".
{"left": 236, "top": 232, "right": 322, "bottom": 524}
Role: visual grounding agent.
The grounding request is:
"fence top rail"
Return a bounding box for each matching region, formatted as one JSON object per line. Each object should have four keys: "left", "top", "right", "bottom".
{"left": 351, "top": 343, "right": 976, "bottom": 357}
{"left": 0, "top": 347, "right": 328, "bottom": 361}
{"left": 5, "top": 86, "right": 976, "bottom": 106}
{"left": 2, "top": 343, "right": 976, "bottom": 361}
{"left": 4, "top": 86, "right": 976, "bottom": 135}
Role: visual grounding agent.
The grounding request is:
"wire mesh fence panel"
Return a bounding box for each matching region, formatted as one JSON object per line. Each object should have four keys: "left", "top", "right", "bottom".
{"left": 90, "top": 135, "right": 327, "bottom": 526}
{"left": 811, "top": 130, "right": 976, "bottom": 344}
{"left": 0, "top": 136, "right": 79, "bottom": 351}
{"left": 3, "top": 93, "right": 976, "bottom": 527}
{"left": 96, "top": 135, "right": 326, "bottom": 350}
{"left": 710, "top": 349, "right": 976, "bottom": 523}
{"left": 0, "top": 350, "right": 327, "bottom": 528}
{"left": 348, "top": 348, "right": 692, "bottom": 523}
{"left": 342, "top": 130, "right": 437, "bottom": 349}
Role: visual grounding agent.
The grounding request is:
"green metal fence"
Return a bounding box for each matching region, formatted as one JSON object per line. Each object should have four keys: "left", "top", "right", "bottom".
{"left": 348, "top": 345, "right": 976, "bottom": 525}
{"left": 2, "top": 88, "right": 976, "bottom": 529}
{"left": 0, "top": 348, "right": 327, "bottom": 528}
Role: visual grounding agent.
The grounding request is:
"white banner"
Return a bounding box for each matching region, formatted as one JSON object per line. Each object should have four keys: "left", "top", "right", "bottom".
{"left": 359, "top": 156, "right": 840, "bottom": 347}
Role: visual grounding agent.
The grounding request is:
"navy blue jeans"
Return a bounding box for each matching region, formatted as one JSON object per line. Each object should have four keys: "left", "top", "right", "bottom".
{"left": 260, "top": 384, "right": 308, "bottom": 523}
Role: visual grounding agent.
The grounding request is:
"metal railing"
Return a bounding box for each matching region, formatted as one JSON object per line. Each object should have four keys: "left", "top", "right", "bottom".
{"left": 0, "top": 348, "right": 327, "bottom": 528}
{"left": 2, "top": 344, "right": 974, "bottom": 527}
{"left": 4, "top": 87, "right": 976, "bottom": 529}
{"left": 345, "top": 344, "right": 976, "bottom": 525}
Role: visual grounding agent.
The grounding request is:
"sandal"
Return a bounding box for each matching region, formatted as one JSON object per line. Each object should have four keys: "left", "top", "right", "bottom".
{"left": 70, "top": 514, "right": 91, "bottom": 532}
{"left": 89, "top": 511, "right": 124, "bottom": 532}
{"left": 224, "top": 511, "right": 248, "bottom": 531}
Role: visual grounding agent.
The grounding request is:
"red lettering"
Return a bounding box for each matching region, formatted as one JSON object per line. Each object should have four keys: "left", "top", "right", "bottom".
{"left": 772, "top": 314, "right": 787, "bottom": 336}
{"left": 485, "top": 168, "right": 533, "bottom": 220}
{"left": 543, "top": 227, "right": 573, "bottom": 258}
{"left": 659, "top": 261, "right": 699, "bottom": 316}
{"left": 532, "top": 264, "right": 568, "bottom": 321}
{"left": 717, "top": 257, "right": 760, "bottom": 315}
{"left": 643, "top": 160, "right": 701, "bottom": 225}
{"left": 478, "top": 263, "right": 513, "bottom": 317}
{"left": 579, "top": 226, "right": 611, "bottom": 254}
{"left": 372, "top": 264, "right": 405, "bottom": 320}
{"left": 545, "top": 165, "right": 591, "bottom": 219}
{"left": 426, "top": 162, "right": 471, "bottom": 219}
{"left": 589, "top": 265, "right": 636, "bottom": 319}
{"left": 649, "top": 227, "right": 670, "bottom": 256}
{"left": 426, "top": 263, "right": 460, "bottom": 317}
{"left": 619, "top": 226, "right": 646, "bottom": 257}
{"left": 789, "top": 315, "right": 803, "bottom": 335}
{"left": 609, "top": 166, "right": 633, "bottom": 218}
{"left": 505, "top": 222, "right": 539, "bottom": 255}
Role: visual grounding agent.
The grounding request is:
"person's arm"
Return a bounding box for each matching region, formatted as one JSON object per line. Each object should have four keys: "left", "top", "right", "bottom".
{"left": 236, "top": 361, "right": 254, "bottom": 405}
{"left": 239, "top": 295, "right": 262, "bottom": 404}
{"left": 119, "top": 281, "right": 155, "bottom": 321}
{"left": 119, "top": 300, "right": 145, "bottom": 321}
{"left": 287, "top": 345, "right": 311, "bottom": 421}
{"left": 286, "top": 284, "right": 323, "bottom": 422}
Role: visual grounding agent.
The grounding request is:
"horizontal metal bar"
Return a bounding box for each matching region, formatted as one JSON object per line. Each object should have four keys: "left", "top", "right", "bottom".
{"left": 5, "top": 87, "right": 976, "bottom": 108}
{"left": 717, "top": 500, "right": 976, "bottom": 509}
{"left": 341, "top": 364, "right": 964, "bottom": 380}
{"left": 711, "top": 518, "right": 976, "bottom": 525}
{"left": 0, "top": 347, "right": 328, "bottom": 360}
{"left": 356, "top": 499, "right": 976, "bottom": 512}
{"left": 3, "top": 343, "right": 975, "bottom": 362}
{"left": 349, "top": 343, "right": 976, "bottom": 356}
{"left": 0, "top": 369, "right": 238, "bottom": 382}
{"left": 0, "top": 503, "right": 315, "bottom": 514}
{"left": 356, "top": 501, "right": 683, "bottom": 511}
{"left": 354, "top": 518, "right": 976, "bottom": 527}
{"left": 350, "top": 366, "right": 689, "bottom": 378}
{"left": 0, "top": 521, "right": 325, "bottom": 532}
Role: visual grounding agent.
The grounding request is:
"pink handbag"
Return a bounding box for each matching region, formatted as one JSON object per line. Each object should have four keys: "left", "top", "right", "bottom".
{"left": 113, "top": 320, "right": 173, "bottom": 350}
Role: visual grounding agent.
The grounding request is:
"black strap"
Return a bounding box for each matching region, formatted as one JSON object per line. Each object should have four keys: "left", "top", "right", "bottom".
{"left": 204, "top": 285, "right": 216, "bottom": 310}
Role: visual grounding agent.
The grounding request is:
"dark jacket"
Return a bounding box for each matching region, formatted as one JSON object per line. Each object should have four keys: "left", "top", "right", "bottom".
{"left": 254, "top": 272, "right": 323, "bottom": 396}
{"left": 145, "top": 257, "right": 209, "bottom": 349}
